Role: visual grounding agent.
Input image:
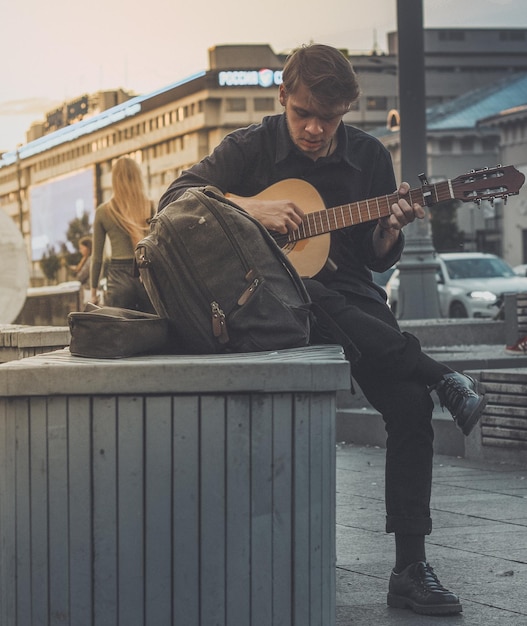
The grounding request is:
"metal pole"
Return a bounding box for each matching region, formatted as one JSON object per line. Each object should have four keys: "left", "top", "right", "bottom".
{"left": 396, "top": 0, "right": 441, "bottom": 318}
{"left": 15, "top": 146, "right": 24, "bottom": 231}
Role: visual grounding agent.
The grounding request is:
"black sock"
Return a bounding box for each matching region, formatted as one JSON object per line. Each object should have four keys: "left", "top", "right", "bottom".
{"left": 394, "top": 534, "right": 426, "bottom": 573}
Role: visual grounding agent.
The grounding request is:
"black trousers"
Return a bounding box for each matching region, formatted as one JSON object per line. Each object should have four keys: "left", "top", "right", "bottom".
{"left": 305, "top": 279, "right": 450, "bottom": 536}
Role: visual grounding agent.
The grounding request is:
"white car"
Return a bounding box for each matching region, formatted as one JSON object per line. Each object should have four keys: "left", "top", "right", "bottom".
{"left": 385, "top": 252, "right": 527, "bottom": 318}
{"left": 514, "top": 263, "right": 527, "bottom": 277}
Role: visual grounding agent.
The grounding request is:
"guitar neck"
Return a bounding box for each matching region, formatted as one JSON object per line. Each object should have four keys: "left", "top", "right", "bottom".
{"left": 288, "top": 179, "right": 454, "bottom": 242}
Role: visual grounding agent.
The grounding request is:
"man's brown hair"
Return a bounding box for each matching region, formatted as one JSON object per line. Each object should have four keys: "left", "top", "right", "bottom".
{"left": 281, "top": 43, "right": 361, "bottom": 108}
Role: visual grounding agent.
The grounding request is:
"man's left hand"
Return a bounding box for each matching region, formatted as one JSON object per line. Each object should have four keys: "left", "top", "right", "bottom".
{"left": 378, "top": 182, "right": 426, "bottom": 233}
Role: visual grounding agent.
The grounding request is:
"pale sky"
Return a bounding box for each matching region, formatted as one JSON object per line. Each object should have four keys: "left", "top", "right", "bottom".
{"left": 1, "top": 0, "right": 525, "bottom": 152}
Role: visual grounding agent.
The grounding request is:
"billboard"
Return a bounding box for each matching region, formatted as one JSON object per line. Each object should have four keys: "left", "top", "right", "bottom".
{"left": 30, "top": 168, "right": 95, "bottom": 261}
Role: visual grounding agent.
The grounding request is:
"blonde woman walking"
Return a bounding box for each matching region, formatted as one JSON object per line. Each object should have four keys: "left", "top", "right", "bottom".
{"left": 90, "top": 156, "right": 154, "bottom": 311}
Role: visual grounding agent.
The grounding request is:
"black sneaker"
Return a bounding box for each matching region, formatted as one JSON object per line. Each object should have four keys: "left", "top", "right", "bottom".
{"left": 434, "top": 372, "right": 487, "bottom": 436}
{"left": 387, "top": 561, "right": 462, "bottom": 615}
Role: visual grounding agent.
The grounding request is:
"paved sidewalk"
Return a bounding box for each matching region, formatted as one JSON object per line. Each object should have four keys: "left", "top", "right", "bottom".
{"left": 336, "top": 443, "right": 527, "bottom": 625}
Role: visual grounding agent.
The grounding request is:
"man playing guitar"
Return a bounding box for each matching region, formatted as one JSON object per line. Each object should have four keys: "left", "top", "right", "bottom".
{"left": 159, "top": 43, "right": 488, "bottom": 616}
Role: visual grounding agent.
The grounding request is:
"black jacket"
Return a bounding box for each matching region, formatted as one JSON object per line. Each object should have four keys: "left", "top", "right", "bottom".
{"left": 159, "top": 114, "right": 404, "bottom": 302}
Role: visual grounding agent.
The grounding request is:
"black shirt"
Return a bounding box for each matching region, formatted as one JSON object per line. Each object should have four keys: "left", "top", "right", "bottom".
{"left": 158, "top": 114, "right": 404, "bottom": 302}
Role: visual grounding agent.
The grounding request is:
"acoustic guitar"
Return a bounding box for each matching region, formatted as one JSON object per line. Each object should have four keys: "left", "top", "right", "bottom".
{"left": 229, "top": 165, "right": 525, "bottom": 278}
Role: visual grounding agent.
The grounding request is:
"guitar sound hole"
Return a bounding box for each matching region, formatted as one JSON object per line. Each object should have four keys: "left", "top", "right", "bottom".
{"left": 271, "top": 232, "right": 290, "bottom": 249}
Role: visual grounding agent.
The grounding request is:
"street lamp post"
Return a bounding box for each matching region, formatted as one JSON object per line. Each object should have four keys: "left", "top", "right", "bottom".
{"left": 395, "top": 0, "right": 441, "bottom": 319}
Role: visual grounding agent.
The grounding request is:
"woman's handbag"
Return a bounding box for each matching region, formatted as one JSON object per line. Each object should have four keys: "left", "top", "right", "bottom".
{"left": 68, "top": 304, "right": 169, "bottom": 358}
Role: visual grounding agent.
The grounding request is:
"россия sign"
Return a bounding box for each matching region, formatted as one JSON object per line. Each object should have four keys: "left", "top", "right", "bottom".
{"left": 218, "top": 69, "right": 283, "bottom": 88}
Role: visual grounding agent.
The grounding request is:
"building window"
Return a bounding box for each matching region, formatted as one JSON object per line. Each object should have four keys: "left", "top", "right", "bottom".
{"left": 482, "top": 136, "right": 497, "bottom": 151}
{"left": 366, "top": 96, "right": 388, "bottom": 111}
{"left": 438, "top": 30, "right": 465, "bottom": 41}
{"left": 426, "top": 96, "right": 444, "bottom": 108}
{"left": 460, "top": 136, "right": 475, "bottom": 152}
{"left": 438, "top": 137, "right": 453, "bottom": 152}
{"left": 226, "top": 98, "right": 247, "bottom": 112}
{"left": 499, "top": 30, "right": 526, "bottom": 41}
{"left": 254, "top": 97, "right": 275, "bottom": 112}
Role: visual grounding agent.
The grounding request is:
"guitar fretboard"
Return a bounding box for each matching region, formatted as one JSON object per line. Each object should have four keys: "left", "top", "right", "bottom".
{"left": 287, "top": 179, "right": 454, "bottom": 243}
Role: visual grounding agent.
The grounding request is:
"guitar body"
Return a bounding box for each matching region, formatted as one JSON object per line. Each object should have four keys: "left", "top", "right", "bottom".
{"left": 233, "top": 179, "right": 331, "bottom": 278}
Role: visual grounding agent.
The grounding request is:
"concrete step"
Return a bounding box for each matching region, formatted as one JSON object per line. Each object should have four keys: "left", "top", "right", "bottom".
{"left": 425, "top": 344, "right": 527, "bottom": 370}
{"left": 336, "top": 342, "right": 527, "bottom": 460}
{"left": 336, "top": 406, "right": 465, "bottom": 457}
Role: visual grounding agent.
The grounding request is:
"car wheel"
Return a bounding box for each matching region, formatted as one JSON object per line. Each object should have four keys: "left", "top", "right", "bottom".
{"left": 449, "top": 301, "right": 468, "bottom": 318}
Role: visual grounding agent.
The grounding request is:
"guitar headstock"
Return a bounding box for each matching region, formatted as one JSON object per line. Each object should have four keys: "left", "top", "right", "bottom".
{"left": 451, "top": 165, "right": 525, "bottom": 204}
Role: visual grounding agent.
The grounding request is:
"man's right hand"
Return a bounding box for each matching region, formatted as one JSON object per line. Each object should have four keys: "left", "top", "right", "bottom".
{"left": 232, "top": 197, "right": 304, "bottom": 234}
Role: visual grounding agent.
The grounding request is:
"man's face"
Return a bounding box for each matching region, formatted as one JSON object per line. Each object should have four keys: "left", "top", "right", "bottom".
{"left": 279, "top": 83, "right": 349, "bottom": 161}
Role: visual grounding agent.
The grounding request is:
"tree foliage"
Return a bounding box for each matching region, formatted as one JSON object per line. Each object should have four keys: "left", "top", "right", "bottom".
{"left": 39, "top": 246, "right": 62, "bottom": 281}
{"left": 66, "top": 211, "right": 92, "bottom": 252}
{"left": 38, "top": 211, "right": 92, "bottom": 283}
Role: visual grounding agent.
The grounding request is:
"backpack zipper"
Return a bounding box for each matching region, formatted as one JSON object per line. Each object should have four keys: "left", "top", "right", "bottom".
{"left": 237, "top": 276, "right": 259, "bottom": 305}
{"left": 211, "top": 301, "right": 229, "bottom": 343}
{"left": 204, "top": 189, "right": 310, "bottom": 304}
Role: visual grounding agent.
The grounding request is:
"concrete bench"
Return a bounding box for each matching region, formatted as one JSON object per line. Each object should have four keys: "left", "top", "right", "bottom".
{"left": 0, "top": 345, "right": 349, "bottom": 626}
{"left": 0, "top": 324, "right": 70, "bottom": 362}
{"left": 14, "top": 281, "right": 83, "bottom": 327}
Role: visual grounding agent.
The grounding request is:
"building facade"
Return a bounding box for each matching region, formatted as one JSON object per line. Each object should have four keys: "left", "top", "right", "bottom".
{"left": 1, "top": 30, "right": 527, "bottom": 283}
{"left": 479, "top": 105, "right": 527, "bottom": 266}
{"left": 380, "top": 72, "right": 527, "bottom": 263}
